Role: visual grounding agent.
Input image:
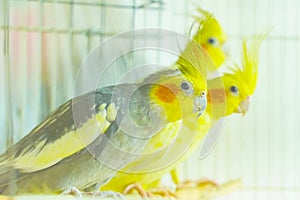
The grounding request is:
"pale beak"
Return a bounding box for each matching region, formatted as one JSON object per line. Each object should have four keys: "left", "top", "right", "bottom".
{"left": 194, "top": 95, "right": 207, "bottom": 118}
{"left": 222, "top": 43, "right": 230, "bottom": 57}
{"left": 236, "top": 96, "right": 251, "bottom": 116}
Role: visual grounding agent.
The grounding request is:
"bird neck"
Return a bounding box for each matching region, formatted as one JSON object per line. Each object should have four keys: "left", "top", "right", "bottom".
{"left": 206, "top": 88, "right": 227, "bottom": 120}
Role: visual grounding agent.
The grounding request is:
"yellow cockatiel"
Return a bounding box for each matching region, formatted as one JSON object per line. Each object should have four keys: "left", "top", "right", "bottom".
{"left": 0, "top": 34, "right": 208, "bottom": 195}
{"left": 101, "top": 34, "right": 266, "bottom": 197}
{"left": 177, "top": 8, "right": 227, "bottom": 71}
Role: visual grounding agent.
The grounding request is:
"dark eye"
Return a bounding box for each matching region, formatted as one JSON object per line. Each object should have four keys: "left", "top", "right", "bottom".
{"left": 230, "top": 85, "right": 239, "bottom": 94}
{"left": 208, "top": 37, "right": 218, "bottom": 46}
{"left": 181, "top": 82, "right": 190, "bottom": 91}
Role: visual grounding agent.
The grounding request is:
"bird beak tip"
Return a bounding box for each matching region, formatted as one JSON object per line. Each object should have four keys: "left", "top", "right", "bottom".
{"left": 236, "top": 96, "right": 251, "bottom": 116}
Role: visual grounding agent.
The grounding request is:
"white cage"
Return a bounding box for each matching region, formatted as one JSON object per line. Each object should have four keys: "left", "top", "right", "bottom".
{"left": 0, "top": 0, "right": 299, "bottom": 199}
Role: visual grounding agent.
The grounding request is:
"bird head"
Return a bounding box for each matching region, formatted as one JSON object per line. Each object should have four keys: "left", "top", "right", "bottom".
{"left": 191, "top": 8, "right": 227, "bottom": 68}
{"left": 145, "top": 36, "right": 210, "bottom": 123}
{"left": 147, "top": 68, "right": 207, "bottom": 123}
{"left": 208, "top": 72, "right": 252, "bottom": 118}
{"left": 207, "top": 33, "right": 266, "bottom": 119}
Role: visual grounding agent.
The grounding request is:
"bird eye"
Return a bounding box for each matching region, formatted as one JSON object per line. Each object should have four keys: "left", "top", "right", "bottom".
{"left": 207, "top": 37, "right": 218, "bottom": 46}
{"left": 200, "top": 91, "right": 206, "bottom": 97}
{"left": 181, "top": 81, "right": 190, "bottom": 91}
{"left": 230, "top": 85, "right": 239, "bottom": 95}
{"left": 181, "top": 81, "right": 194, "bottom": 95}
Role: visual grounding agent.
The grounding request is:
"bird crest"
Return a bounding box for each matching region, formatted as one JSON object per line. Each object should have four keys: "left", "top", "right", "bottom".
{"left": 224, "top": 31, "right": 269, "bottom": 95}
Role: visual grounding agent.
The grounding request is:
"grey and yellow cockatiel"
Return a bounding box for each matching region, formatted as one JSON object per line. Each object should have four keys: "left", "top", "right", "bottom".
{"left": 0, "top": 37, "right": 209, "bottom": 195}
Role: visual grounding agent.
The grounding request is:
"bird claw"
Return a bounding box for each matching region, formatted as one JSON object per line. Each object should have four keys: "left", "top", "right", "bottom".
{"left": 124, "top": 182, "right": 176, "bottom": 199}
{"left": 149, "top": 187, "right": 177, "bottom": 198}
{"left": 176, "top": 178, "right": 218, "bottom": 190}
{"left": 124, "top": 182, "right": 153, "bottom": 198}
{"left": 61, "top": 186, "right": 83, "bottom": 197}
{"left": 175, "top": 179, "right": 242, "bottom": 199}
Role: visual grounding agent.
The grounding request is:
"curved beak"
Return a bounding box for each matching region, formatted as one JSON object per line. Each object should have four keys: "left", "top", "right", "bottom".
{"left": 236, "top": 96, "right": 250, "bottom": 116}
{"left": 194, "top": 95, "right": 207, "bottom": 118}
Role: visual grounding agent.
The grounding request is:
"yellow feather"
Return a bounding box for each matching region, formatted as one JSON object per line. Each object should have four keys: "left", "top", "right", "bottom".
{"left": 100, "top": 8, "right": 228, "bottom": 194}
{"left": 224, "top": 30, "right": 270, "bottom": 96}
{"left": 187, "top": 7, "right": 227, "bottom": 69}
{"left": 100, "top": 108, "right": 212, "bottom": 192}
{"left": 101, "top": 30, "right": 269, "bottom": 193}
{"left": 242, "top": 30, "right": 270, "bottom": 94}
{"left": 14, "top": 103, "right": 112, "bottom": 173}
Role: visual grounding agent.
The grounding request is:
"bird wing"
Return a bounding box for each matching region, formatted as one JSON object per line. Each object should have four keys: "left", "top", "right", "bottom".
{"left": 0, "top": 84, "right": 153, "bottom": 175}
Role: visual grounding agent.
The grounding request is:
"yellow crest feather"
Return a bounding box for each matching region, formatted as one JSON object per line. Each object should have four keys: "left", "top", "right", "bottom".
{"left": 186, "top": 7, "right": 227, "bottom": 68}
{"left": 189, "top": 7, "right": 226, "bottom": 44}
{"left": 226, "top": 30, "right": 270, "bottom": 95}
{"left": 175, "top": 38, "right": 211, "bottom": 92}
{"left": 242, "top": 30, "right": 270, "bottom": 94}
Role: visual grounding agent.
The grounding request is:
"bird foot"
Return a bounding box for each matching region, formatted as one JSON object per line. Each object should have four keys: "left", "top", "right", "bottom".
{"left": 61, "top": 186, "right": 83, "bottom": 197}
{"left": 175, "top": 179, "right": 242, "bottom": 199}
{"left": 148, "top": 187, "right": 177, "bottom": 198}
{"left": 124, "top": 182, "right": 176, "bottom": 198}
{"left": 123, "top": 182, "right": 154, "bottom": 198}
{"left": 177, "top": 178, "right": 218, "bottom": 190}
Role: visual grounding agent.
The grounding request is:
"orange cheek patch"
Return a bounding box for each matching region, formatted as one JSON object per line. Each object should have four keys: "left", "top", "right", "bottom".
{"left": 207, "top": 88, "right": 226, "bottom": 104}
{"left": 202, "top": 44, "right": 208, "bottom": 50}
{"left": 155, "top": 84, "right": 179, "bottom": 103}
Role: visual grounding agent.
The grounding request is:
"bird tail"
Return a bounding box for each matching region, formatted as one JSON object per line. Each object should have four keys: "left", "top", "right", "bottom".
{"left": 0, "top": 152, "right": 20, "bottom": 194}
{"left": 0, "top": 165, "right": 20, "bottom": 195}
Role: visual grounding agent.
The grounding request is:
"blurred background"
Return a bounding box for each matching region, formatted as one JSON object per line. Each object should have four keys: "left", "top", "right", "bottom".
{"left": 0, "top": 0, "right": 299, "bottom": 199}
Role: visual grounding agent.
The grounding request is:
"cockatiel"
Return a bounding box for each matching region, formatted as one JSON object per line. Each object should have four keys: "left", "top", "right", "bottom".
{"left": 100, "top": 33, "right": 266, "bottom": 197}
{"left": 177, "top": 8, "right": 227, "bottom": 71}
{"left": 0, "top": 38, "right": 208, "bottom": 195}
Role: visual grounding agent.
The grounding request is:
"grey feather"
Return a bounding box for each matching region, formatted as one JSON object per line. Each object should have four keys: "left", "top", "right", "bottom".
{"left": 0, "top": 82, "right": 161, "bottom": 194}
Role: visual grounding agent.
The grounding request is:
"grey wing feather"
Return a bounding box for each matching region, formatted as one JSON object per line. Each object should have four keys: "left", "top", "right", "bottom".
{"left": 0, "top": 83, "right": 158, "bottom": 193}
{"left": 0, "top": 86, "right": 116, "bottom": 185}
{"left": 1, "top": 91, "right": 101, "bottom": 159}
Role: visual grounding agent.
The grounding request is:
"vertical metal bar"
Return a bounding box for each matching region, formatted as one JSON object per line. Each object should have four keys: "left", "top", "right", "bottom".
{"left": 100, "top": 0, "right": 106, "bottom": 43}
{"left": 181, "top": 0, "right": 188, "bottom": 181}
{"left": 129, "top": 0, "right": 136, "bottom": 80}
{"left": 52, "top": 0, "right": 58, "bottom": 109}
{"left": 267, "top": 0, "right": 272, "bottom": 198}
{"left": 181, "top": 0, "right": 191, "bottom": 181}
{"left": 2, "top": 0, "right": 18, "bottom": 194}
{"left": 295, "top": 2, "right": 300, "bottom": 199}
{"left": 0, "top": 10, "right": 4, "bottom": 152}
{"left": 17, "top": 1, "right": 28, "bottom": 140}
{"left": 156, "top": 0, "right": 162, "bottom": 66}
{"left": 2, "top": 0, "right": 14, "bottom": 148}
{"left": 131, "top": 0, "right": 136, "bottom": 29}
{"left": 86, "top": 29, "right": 92, "bottom": 52}
{"left": 39, "top": 0, "right": 49, "bottom": 119}
{"left": 251, "top": 0, "right": 258, "bottom": 193}
{"left": 280, "top": 2, "right": 287, "bottom": 199}
{"left": 98, "top": 1, "right": 104, "bottom": 66}
{"left": 69, "top": 0, "right": 75, "bottom": 98}
{"left": 183, "top": 0, "right": 188, "bottom": 32}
